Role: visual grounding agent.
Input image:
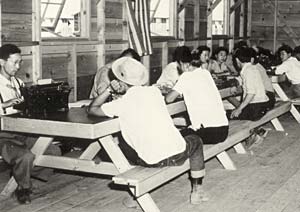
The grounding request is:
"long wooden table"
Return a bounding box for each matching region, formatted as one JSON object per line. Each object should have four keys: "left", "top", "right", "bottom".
{"left": 0, "top": 86, "right": 240, "bottom": 211}
{"left": 270, "top": 75, "right": 300, "bottom": 123}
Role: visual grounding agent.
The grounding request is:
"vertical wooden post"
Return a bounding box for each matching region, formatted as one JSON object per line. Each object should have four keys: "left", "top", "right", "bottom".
{"left": 247, "top": 0, "right": 252, "bottom": 42}
{"left": 142, "top": 55, "right": 150, "bottom": 85}
{"left": 239, "top": 1, "right": 245, "bottom": 39}
{"left": 122, "top": 0, "right": 128, "bottom": 41}
{"left": 32, "top": 0, "right": 42, "bottom": 84}
{"left": 81, "top": 0, "right": 91, "bottom": 39}
{"left": 207, "top": 0, "right": 213, "bottom": 50}
{"left": 67, "top": 45, "right": 77, "bottom": 102}
{"left": 97, "top": 0, "right": 105, "bottom": 70}
{"left": 169, "top": 0, "right": 178, "bottom": 38}
{"left": 178, "top": 7, "right": 185, "bottom": 39}
{"left": 161, "top": 42, "right": 168, "bottom": 69}
{"left": 273, "top": 0, "right": 278, "bottom": 52}
{"left": 194, "top": 0, "right": 200, "bottom": 39}
{"left": 0, "top": 0, "right": 2, "bottom": 46}
{"left": 229, "top": 0, "right": 235, "bottom": 51}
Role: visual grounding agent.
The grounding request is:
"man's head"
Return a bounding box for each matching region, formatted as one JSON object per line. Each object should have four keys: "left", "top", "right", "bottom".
{"left": 213, "top": 46, "right": 229, "bottom": 63}
{"left": 233, "top": 47, "right": 253, "bottom": 69}
{"left": 0, "top": 44, "right": 22, "bottom": 78}
{"left": 173, "top": 46, "right": 192, "bottom": 73}
{"left": 119, "top": 48, "right": 141, "bottom": 62}
{"left": 111, "top": 57, "right": 148, "bottom": 89}
{"left": 278, "top": 45, "right": 293, "bottom": 62}
{"left": 294, "top": 46, "right": 300, "bottom": 61}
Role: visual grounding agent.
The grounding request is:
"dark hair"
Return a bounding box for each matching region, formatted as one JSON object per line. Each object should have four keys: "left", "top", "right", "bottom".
{"left": 0, "top": 44, "right": 21, "bottom": 60}
{"left": 278, "top": 45, "right": 293, "bottom": 54}
{"left": 234, "top": 47, "right": 253, "bottom": 63}
{"left": 172, "top": 46, "right": 192, "bottom": 63}
{"left": 119, "top": 48, "right": 141, "bottom": 62}
{"left": 294, "top": 46, "right": 300, "bottom": 54}
{"left": 233, "top": 41, "right": 248, "bottom": 50}
{"left": 212, "top": 46, "right": 229, "bottom": 60}
{"left": 190, "top": 46, "right": 210, "bottom": 67}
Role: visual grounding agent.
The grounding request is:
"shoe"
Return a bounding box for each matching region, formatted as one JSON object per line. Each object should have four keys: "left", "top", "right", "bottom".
{"left": 190, "top": 187, "right": 209, "bottom": 205}
{"left": 122, "top": 196, "right": 139, "bottom": 209}
{"left": 245, "top": 133, "right": 264, "bottom": 149}
{"left": 15, "top": 188, "right": 31, "bottom": 204}
{"left": 256, "top": 128, "right": 268, "bottom": 138}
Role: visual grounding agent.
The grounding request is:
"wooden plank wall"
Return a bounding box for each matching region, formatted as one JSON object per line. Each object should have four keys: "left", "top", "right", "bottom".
{"left": 251, "top": 0, "right": 300, "bottom": 50}
{"left": 1, "top": 0, "right": 229, "bottom": 102}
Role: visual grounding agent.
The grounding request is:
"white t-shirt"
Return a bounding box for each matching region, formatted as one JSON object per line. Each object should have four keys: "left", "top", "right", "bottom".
{"left": 156, "top": 62, "right": 179, "bottom": 87}
{"left": 173, "top": 68, "right": 228, "bottom": 130}
{"left": 256, "top": 63, "right": 274, "bottom": 93}
{"left": 275, "top": 57, "right": 300, "bottom": 84}
{"left": 240, "top": 63, "right": 269, "bottom": 104}
{"left": 101, "top": 86, "right": 186, "bottom": 164}
{"left": 0, "top": 74, "right": 24, "bottom": 115}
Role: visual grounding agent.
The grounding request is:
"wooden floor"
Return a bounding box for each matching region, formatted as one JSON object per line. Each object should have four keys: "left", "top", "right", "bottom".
{"left": 1, "top": 113, "right": 300, "bottom": 212}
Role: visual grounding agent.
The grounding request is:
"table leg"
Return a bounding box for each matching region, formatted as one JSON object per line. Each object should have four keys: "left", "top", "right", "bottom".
{"left": 99, "top": 135, "right": 160, "bottom": 212}
{"left": 272, "top": 83, "right": 300, "bottom": 123}
{"left": 0, "top": 136, "right": 53, "bottom": 197}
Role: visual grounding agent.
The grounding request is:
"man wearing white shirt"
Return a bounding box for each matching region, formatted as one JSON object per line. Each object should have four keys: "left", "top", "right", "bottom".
{"left": 274, "top": 45, "right": 300, "bottom": 98}
{"left": 0, "top": 44, "right": 60, "bottom": 204}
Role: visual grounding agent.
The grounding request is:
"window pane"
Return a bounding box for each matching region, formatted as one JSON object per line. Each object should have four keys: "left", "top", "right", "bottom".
{"left": 212, "top": 0, "right": 224, "bottom": 35}
{"left": 150, "top": 0, "right": 171, "bottom": 36}
{"left": 41, "top": 0, "right": 84, "bottom": 38}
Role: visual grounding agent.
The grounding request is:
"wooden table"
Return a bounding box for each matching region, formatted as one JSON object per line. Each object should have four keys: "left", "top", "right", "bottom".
{"left": 270, "top": 75, "right": 300, "bottom": 123}
{"left": 0, "top": 86, "right": 240, "bottom": 211}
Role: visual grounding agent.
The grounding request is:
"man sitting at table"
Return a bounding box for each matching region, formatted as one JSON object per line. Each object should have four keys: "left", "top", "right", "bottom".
{"left": 87, "top": 57, "right": 207, "bottom": 205}
{"left": 165, "top": 53, "right": 229, "bottom": 146}
{"left": 272, "top": 45, "right": 300, "bottom": 98}
{"left": 0, "top": 44, "right": 61, "bottom": 204}
{"left": 230, "top": 47, "right": 271, "bottom": 121}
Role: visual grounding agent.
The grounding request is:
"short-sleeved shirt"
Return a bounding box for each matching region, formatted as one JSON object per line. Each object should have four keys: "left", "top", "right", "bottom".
{"left": 240, "top": 63, "right": 269, "bottom": 103}
{"left": 89, "top": 63, "right": 112, "bottom": 98}
{"left": 0, "top": 74, "right": 24, "bottom": 115}
{"left": 256, "top": 63, "right": 274, "bottom": 93}
{"left": 101, "top": 86, "right": 186, "bottom": 164}
{"left": 173, "top": 68, "right": 228, "bottom": 130}
{"left": 156, "top": 62, "right": 179, "bottom": 87}
{"left": 275, "top": 57, "right": 300, "bottom": 84}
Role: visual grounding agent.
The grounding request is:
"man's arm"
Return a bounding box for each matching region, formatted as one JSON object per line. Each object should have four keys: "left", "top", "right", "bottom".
{"left": 165, "top": 90, "right": 181, "bottom": 103}
{"left": 230, "top": 93, "right": 254, "bottom": 118}
{"left": 87, "top": 87, "right": 111, "bottom": 116}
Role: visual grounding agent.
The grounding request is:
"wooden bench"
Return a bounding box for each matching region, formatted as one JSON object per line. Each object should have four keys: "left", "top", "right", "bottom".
{"left": 113, "top": 101, "right": 292, "bottom": 206}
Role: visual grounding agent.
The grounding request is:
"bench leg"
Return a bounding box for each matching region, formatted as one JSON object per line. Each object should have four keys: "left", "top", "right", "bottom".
{"left": 136, "top": 193, "right": 160, "bottom": 212}
{"left": 79, "top": 141, "right": 101, "bottom": 160}
{"left": 216, "top": 151, "right": 237, "bottom": 170}
{"left": 290, "top": 105, "right": 300, "bottom": 123}
{"left": 233, "top": 143, "right": 247, "bottom": 154}
{"left": 271, "top": 118, "right": 284, "bottom": 131}
{"left": 1, "top": 136, "right": 53, "bottom": 197}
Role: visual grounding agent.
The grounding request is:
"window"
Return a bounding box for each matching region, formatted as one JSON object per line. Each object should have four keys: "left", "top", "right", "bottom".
{"left": 150, "top": 0, "right": 176, "bottom": 37}
{"left": 41, "top": 0, "right": 89, "bottom": 38}
{"left": 212, "top": 0, "right": 225, "bottom": 35}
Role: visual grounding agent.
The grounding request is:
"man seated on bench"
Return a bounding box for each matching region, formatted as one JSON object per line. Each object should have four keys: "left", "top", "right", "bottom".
{"left": 165, "top": 48, "right": 229, "bottom": 145}
{"left": 87, "top": 57, "right": 208, "bottom": 205}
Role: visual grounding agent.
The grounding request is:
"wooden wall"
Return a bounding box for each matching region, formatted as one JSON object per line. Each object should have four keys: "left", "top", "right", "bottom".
{"left": 0, "top": 0, "right": 211, "bottom": 102}
{"left": 251, "top": 0, "right": 300, "bottom": 51}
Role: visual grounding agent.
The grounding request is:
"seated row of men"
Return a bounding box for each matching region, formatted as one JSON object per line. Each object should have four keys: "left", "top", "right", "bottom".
{"left": 0, "top": 41, "right": 297, "bottom": 206}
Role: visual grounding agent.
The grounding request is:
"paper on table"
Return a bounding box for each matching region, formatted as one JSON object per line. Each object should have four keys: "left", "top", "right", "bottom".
{"left": 68, "top": 99, "right": 92, "bottom": 108}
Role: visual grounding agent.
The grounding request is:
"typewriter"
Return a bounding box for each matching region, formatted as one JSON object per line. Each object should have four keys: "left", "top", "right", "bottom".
{"left": 14, "top": 81, "right": 71, "bottom": 116}
{"left": 214, "top": 74, "right": 239, "bottom": 90}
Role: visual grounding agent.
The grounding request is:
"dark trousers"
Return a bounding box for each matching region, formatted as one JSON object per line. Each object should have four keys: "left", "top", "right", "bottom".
{"left": 0, "top": 132, "right": 61, "bottom": 189}
{"left": 228, "top": 91, "right": 276, "bottom": 121}
{"left": 119, "top": 132, "right": 205, "bottom": 172}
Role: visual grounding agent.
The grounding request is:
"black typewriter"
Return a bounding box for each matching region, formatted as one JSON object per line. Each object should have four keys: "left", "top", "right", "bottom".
{"left": 214, "top": 74, "right": 239, "bottom": 90}
{"left": 14, "top": 81, "right": 71, "bottom": 116}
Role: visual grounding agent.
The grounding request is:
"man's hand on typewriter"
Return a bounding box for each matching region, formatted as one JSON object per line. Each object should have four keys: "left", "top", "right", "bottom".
{"left": 2, "top": 97, "right": 23, "bottom": 108}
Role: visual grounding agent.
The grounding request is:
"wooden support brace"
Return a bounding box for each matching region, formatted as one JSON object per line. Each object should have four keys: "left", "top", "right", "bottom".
{"left": 233, "top": 143, "right": 247, "bottom": 154}
{"left": 216, "top": 151, "right": 237, "bottom": 170}
{"left": 271, "top": 118, "right": 284, "bottom": 131}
